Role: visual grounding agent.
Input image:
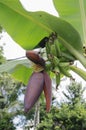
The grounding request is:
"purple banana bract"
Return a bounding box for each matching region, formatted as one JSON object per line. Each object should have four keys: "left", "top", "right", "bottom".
{"left": 24, "top": 51, "right": 52, "bottom": 112}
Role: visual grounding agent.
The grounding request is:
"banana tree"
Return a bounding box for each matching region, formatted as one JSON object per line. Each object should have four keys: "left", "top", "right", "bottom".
{"left": 0, "top": 0, "right": 86, "bottom": 112}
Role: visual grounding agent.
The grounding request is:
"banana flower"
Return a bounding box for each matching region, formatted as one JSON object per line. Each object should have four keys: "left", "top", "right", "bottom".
{"left": 24, "top": 51, "right": 52, "bottom": 112}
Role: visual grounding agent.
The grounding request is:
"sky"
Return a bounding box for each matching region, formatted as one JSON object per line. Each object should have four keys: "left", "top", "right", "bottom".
{"left": 0, "top": 0, "right": 86, "bottom": 129}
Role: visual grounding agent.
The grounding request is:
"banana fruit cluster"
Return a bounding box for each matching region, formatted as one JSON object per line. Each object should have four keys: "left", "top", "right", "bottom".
{"left": 45, "top": 33, "right": 74, "bottom": 87}
{"left": 45, "top": 32, "right": 86, "bottom": 87}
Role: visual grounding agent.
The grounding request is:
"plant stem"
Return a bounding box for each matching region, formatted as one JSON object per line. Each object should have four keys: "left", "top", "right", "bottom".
{"left": 70, "top": 65, "right": 86, "bottom": 81}
{"left": 58, "top": 36, "right": 86, "bottom": 68}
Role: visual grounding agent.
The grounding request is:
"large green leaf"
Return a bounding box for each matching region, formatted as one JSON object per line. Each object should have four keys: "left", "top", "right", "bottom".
{"left": 0, "top": 0, "right": 49, "bottom": 50}
{"left": 0, "top": 59, "right": 32, "bottom": 84}
{"left": 0, "top": 0, "right": 83, "bottom": 52}
{"left": 0, "top": 59, "right": 30, "bottom": 73}
{"left": 53, "top": 0, "right": 86, "bottom": 44}
{"left": 12, "top": 65, "right": 32, "bottom": 85}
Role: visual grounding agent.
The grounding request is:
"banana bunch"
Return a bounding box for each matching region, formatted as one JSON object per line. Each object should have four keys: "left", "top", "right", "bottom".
{"left": 46, "top": 33, "right": 76, "bottom": 63}
{"left": 45, "top": 32, "right": 86, "bottom": 88}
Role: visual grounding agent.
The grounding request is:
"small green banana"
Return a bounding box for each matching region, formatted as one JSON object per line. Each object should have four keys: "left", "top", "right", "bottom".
{"left": 50, "top": 44, "right": 57, "bottom": 57}
{"left": 70, "top": 65, "right": 86, "bottom": 81}
{"left": 46, "top": 42, "right": 51, "bottom": 55}
{"left": 59, "top": 62, "right": 71, "bottom": 67}
{"left": 61, "top": 52, "right": 75, "bottom": 62}
{"left": 56, "top": 73, "right": 60, "bottom": 89}
{"left": 59, "top": 66, "right": 72, "bottom": 78}
{"left": 54, "top": 39, "right": 61, "bottom": 57}
{"left": 53, "top": 56, "right": 60, "bottom": 66}
{"left": 53, "top": 66, "right": 60, "bottom": 74}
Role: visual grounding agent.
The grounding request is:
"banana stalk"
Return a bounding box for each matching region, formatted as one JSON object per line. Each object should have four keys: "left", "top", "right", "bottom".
{"left": 70, "top": 65, "right": 86, "bottom": 81}
{"left": 58, "top": 36, "right": 86, "bottom": 68}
